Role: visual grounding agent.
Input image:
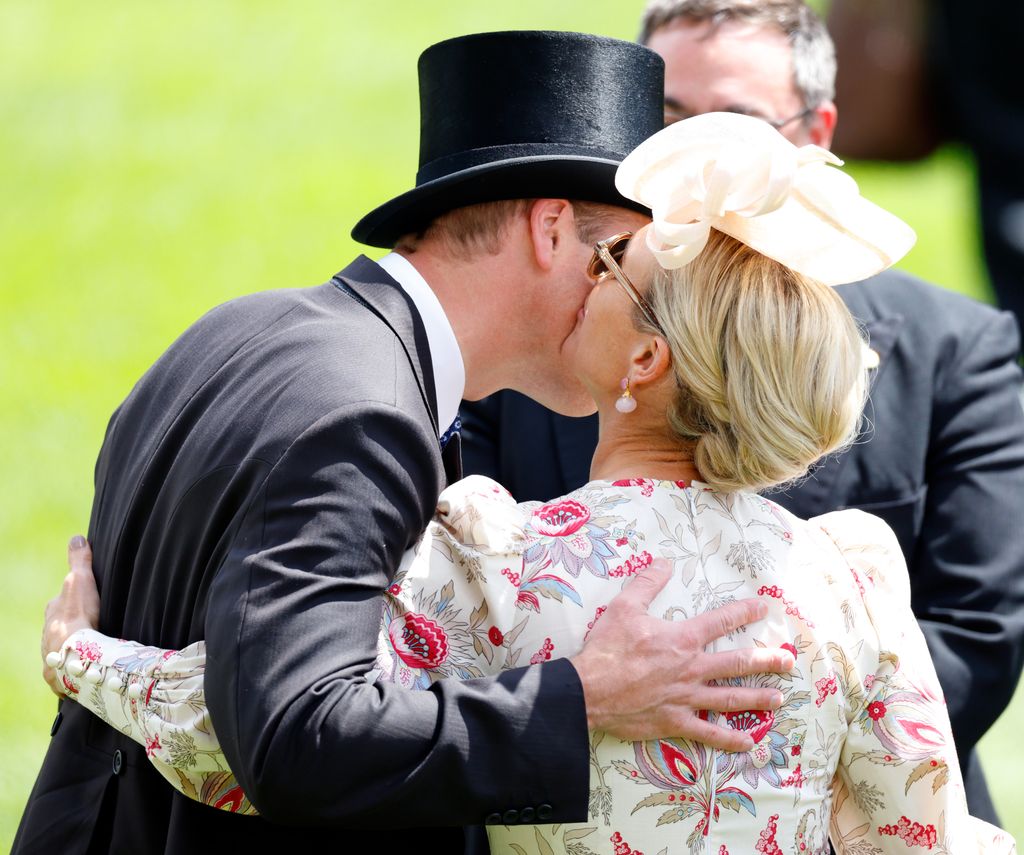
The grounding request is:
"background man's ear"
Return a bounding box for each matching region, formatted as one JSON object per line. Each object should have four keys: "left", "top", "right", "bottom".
{"left": 807, "top": 101, "right": 838, "bottom": 149}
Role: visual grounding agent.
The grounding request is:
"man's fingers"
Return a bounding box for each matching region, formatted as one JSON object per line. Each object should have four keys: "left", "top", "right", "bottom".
{"left": 688, "top": 682, "right": 785, "bottom": 714}
{"left": 670, "top": 712, "right": 755, "bottom": 753}
{"left": 609, "top": 558, "right": 673, "bottom": 613}
{"left": 682, "top": 597, "right": 768, "bottom": 646}
{"left": 700, "top": 647, "right": 794, "bottom": 682}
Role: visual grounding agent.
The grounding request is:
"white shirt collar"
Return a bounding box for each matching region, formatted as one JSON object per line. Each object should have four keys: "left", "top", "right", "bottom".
{"left": 376, "top": 252, "right": 465, "bottom": 438}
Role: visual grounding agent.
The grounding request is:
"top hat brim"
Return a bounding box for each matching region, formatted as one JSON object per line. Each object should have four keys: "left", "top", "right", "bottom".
{"left": 351, "top": 155, "right": 652, "bottom": 249}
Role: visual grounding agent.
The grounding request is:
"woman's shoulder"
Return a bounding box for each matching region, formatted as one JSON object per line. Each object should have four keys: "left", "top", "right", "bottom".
{"left": 806, "top": 509, "right": 907, "bottom": 590}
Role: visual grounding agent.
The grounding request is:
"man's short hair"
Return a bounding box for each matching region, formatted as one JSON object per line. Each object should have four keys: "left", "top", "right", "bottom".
{"left": 638, "top": 0, "right": 836, "bottom": 110}
{"left": 397, "top": 200, "right": 626, "bottom": 260}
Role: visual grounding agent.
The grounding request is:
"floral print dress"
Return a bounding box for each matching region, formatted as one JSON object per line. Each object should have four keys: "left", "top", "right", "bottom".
{"left": 55, "top": 476, "right": 1015, "bottom": 854}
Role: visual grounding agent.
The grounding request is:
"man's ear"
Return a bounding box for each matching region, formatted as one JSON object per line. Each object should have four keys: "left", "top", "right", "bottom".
{"left": 807, "top": 100, "right": 838, "bottom": 149}
{"left": 527, "top": 198, "right": 573, "bottom": 271}
{"left": 629, "top": 334, "right": 673, "bottom": 388}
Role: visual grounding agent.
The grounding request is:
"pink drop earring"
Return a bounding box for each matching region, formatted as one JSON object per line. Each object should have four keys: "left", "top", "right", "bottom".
{"left": 616, "top": 377, "right": 637, "bottom": 413}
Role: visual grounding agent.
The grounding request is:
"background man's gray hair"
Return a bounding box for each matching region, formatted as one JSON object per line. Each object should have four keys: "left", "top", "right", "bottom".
{"left": 638, "top": 0, "right": 836, "bottom": 109}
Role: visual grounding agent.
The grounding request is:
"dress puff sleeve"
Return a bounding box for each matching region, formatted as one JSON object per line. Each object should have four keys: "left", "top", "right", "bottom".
{"left": 50, "top": 475, "right": 529, "bottom": 816}
{"left": 812, "top": 510, "right": 1015, "bottom": 854}
{"left": 371, "top": 475, "right": 529, "bottom": 688}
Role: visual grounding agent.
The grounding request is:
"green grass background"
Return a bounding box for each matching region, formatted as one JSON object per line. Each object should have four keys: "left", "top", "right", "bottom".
{"left": 2, "top": 1, "right": 1020, "bottom": 849}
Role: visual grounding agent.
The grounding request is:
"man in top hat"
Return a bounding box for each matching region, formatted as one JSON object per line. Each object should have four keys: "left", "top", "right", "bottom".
{"left": 460, "top": 1, "right": 1024, "bottom": 826}
{"left": 15, "top": 31, "right": 792, "bottom": 855}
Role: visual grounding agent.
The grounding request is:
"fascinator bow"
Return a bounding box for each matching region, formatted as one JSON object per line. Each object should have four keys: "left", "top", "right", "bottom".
{"left": 615, "top": 113, "right": 916, "bottom": 286}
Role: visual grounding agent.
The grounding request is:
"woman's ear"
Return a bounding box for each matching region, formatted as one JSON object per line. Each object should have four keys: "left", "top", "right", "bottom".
{"left": 629, "top": 334, "right": 673, "bottom": 388}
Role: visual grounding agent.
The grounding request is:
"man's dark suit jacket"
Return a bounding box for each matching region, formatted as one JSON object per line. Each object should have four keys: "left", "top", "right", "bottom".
{"left": 461, "top": 269, "right": 1024, "bottom": 825}
{"left": 14, "top": 256, "right": 588, "bottom": 855}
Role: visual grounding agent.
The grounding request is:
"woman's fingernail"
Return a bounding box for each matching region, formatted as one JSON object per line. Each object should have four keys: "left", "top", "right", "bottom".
{"left": 69, "top": 535, "right": 87, "bottom": 549}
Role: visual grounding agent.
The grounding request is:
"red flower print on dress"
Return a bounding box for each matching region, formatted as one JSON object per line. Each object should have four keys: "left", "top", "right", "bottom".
{"left": 849, "top": 565, "right": 867, "bottom": 598}
{"left": 612, "top": 478, "right": 654, "bottom": 497}
{"left": 61, "top": 675, "right": 79, "bottom": 695}
{"left": 532, "top": 499, "right": 591, "bottom": 536}
{"left": 780, "top": 642, "right": 798, "bottom": 659}
{"left": 487, "top": 626, "right": 504, "bottom": 646}
{"left": 500, "top": 567, "right": 522, "bottom": 587}
{"left": 387, "top": 583, "right": 401, "bottom": 596}
{"left": 814, "top": 673, "right": 838, "bottom": 706}
{"left": 75, "top": 640, "right": 102, "bottom": 662}
{"left": 757, "top": 585, "right": 815, "bottom": 627}
{"left": 724, "top": 709, "right": 775, "bottom": 745}
{"left": 779, "top": 764, "right": 806, "bottom": 788}
{"left": 387, "top": 612, "right": 449, "bottom": 669}
{"left": 610, "top": 551, "right": 653, "bottom": 578}
{"left": 867, "top": 700, "right": 887, "bottom": 720}
{"left": 214, "top": 786, "right": 247, "bottom": 813}
{"left": 524, "top": 491, "right": 627, "bottom": 578}
{"left": 200, "top": 771, "right": 252, "bottom": 814}
{"left": 530, "top": 638, "right": 554, "bottom": 665}
{"left": 878, "top": 815, "right": 938, "bottom": 848}
{"left": 754, "top": 813, "right": 782, "bottom": 855}
{"left": 862, "top": 685, "right": 947, "bottom": 761}
{"left": 610, "top": 830, "right": 644, "bottom": 855}
{"left": 146, "top": 734, "right": 162, "bottom": 758}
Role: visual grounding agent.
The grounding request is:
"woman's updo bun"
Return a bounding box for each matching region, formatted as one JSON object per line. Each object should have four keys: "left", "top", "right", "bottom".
{"left": 642, "top": 229, "right": 867, "bottom": 493}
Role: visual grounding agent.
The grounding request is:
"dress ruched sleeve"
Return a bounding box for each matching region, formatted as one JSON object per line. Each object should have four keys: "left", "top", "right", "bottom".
{"left": 814, "top": 510, "right": 1014, "bottom": 854}
{"left": 52, "top": 628, "right": 255, "bottom": 814}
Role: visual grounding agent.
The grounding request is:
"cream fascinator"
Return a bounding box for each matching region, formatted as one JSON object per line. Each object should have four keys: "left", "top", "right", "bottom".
{"left": 615, "top": 112, "right": 916, "bottom": 286}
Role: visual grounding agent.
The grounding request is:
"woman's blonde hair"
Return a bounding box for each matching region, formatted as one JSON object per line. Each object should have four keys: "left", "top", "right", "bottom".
{"left": 642, "top": 229, "right": 868, "bottom": 493}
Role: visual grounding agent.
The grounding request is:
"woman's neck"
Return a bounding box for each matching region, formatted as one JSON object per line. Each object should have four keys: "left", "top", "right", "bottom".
{"left": 589, "top": 418, "right": 702, "bottom": 484}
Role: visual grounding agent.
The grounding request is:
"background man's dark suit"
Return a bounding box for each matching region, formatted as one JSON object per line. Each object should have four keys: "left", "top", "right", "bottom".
{"left": 14, "top": 256, "right": 588, "bottom": 855}
{"left": 462, "top": 269, "right": 1024, "bottom": 824}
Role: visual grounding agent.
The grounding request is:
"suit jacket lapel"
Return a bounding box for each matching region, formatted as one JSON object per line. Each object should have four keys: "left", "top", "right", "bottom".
{"left": 331, "top": 255, "right": 441, "bottom": 439}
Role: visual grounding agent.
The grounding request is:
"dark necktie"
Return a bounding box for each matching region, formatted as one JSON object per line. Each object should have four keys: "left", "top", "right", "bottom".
{"left": 440, "top": 415, "right": 462, "bottom": 485}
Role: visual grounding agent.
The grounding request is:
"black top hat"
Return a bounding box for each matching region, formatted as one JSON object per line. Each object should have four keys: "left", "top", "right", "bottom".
{"left": 351, "top": 31, "right": 665, "bottom": 248}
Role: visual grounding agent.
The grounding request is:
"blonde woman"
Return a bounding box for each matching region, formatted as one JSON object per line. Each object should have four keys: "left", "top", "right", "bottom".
{"left": 44, "top": 115, "right": 1014, "bottom": 854}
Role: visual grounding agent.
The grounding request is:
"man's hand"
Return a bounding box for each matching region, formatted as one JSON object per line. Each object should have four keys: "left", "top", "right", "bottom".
{"left": 571, "top": 558, "right": 793, "bottom": 751}
{"left": 41, "top": 535, "right": 101, "bottom": 696}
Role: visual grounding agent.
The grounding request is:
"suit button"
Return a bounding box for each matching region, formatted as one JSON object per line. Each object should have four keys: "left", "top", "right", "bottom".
{"left": 112, "top": 749, "right": 124, "bottom": 776}
{"left": 519, "top": 806, "right": 536, "bottom": 823}
{"left": 50, "top": 712, "right": 63, "bottom": 737}
{"left": 484, "top": 812, "right": 502, "bottom": 826}
{"left": 536, "top": 803, "right": 553, "bottom": 821}
{"left": 502, "top": 809, "right": 520, "bottom": 825}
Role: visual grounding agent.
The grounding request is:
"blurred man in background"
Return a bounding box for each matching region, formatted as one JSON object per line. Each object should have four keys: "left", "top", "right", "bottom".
{"left": 461, "top": 0, "right": 1024, "bottom": 826}
{"left": 828, "top": 0, "right": 1024, "bottom": 331}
